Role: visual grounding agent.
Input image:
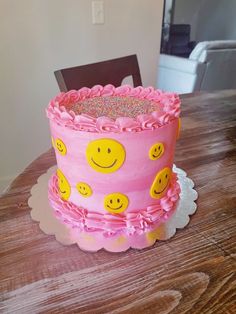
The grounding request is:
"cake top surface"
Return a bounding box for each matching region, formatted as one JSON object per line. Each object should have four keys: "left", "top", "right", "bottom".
{"left": 46, "top": 84, "right": 180, "bottom": 133}
{"left": 68, "top": 95, "right": 160, "bottom": 119}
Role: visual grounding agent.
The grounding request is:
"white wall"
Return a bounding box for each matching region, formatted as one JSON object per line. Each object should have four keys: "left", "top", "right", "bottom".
{"left": 0, "top": 0, "right": 164, "bottom": 192}
{"left": 174, "top": 0, "right": 236, "bottom": 41}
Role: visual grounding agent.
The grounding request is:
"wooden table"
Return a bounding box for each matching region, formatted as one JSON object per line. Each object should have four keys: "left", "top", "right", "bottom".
{"left": 1, "top": 90, "right": 236, "bottom": 313}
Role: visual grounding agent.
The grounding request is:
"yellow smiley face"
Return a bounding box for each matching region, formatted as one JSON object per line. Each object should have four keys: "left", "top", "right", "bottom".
{"left": 51, "top": 137, "right": 55, "bottom": 148}
{"left": 150, "top": 167, "right": 172, "bottom": 199}
{"left": 86, "top": 138, "right": 126, "bottom": 173}
{"left": 55, "top": 138, "right": 67, "bottom": 156}
{"left": 177, "top": 118, "right": 181, "bottom": 139}
{"left": 76, "top": 182, "right": 93, "bottom": 198}
{"left": 104, "top": 193, "right": 129, "bottom": 214}
{"left": 149, "top": 142, "right": 165, "bottom": 160}
{"left": 57, "top": 169, "right": 71, "bottom": 200}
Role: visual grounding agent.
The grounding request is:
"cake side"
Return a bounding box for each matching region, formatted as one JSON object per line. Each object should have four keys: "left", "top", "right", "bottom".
{"left": 50, "top": 119, "right": 179, "bottom": 212}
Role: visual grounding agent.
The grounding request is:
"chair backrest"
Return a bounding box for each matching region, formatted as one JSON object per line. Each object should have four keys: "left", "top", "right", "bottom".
{"left": 190, "top": 40, "right": 236, "bottom": 91}
{"left": 54, "top": 55, "right": 142, "bottom": 92}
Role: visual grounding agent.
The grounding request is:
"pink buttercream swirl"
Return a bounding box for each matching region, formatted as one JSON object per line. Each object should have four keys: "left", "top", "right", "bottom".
{"left": 48, "top": 172, "right": 181, "bottom": 237}
{"left": 46, "top": 85, "right": 180, "bottom": 133}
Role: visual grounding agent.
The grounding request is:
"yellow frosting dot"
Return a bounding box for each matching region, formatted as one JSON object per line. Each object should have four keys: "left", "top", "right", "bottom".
{"left": 81, "top": 233, "right": 95, "bottom": 243}
{"left": 114, "top": 236, "right": 127, "bottom": 246}
{"left": 146, "top": 228, "right": 161, "bottom": 245}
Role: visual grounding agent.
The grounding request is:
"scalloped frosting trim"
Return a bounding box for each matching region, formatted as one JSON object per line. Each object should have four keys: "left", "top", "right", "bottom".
{"left": 46, "top": 85, "right": 181, "bottom": 133}
{"left": 48, "top": 172, "right": 181, "bottom": 237}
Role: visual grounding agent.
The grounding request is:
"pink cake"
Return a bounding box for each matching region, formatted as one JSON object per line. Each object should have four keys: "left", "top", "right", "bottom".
{"left": 46, "top": 84, "right": 181, "bottom": 252}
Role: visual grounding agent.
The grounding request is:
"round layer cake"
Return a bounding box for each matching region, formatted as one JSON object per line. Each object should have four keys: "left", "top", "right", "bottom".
{"left": 46, "top": 84, "right": 181, "bottom": 252}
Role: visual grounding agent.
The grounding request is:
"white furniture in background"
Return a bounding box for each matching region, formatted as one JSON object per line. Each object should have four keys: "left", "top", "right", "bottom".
{"left": 157, "top": 40, "right": 236, "bottom": 93}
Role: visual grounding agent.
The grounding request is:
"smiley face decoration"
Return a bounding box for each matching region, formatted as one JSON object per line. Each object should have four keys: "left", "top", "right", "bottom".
{"left": 150, "top": 167, "right": 172, "bottom": 199}
{"left": 149, "top": 142, "right": 164, "bottom": 160}
{"left": 55, "top": 138, "right": 67, "bottom": 156}
{"left": 57, "top": 169, "right": 71, "bottom": 200}
{"left": 86, "top": 138, "right": 126, "bottom": 174}
{"left": 104, "top": 192, "right": 129, "bottom": 214}
{"left": 76, "top": 182, "right": 93, "bottom": 198}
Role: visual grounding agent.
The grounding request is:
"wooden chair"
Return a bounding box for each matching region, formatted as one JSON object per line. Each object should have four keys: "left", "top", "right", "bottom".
{"left": 54, "top": 55, "right": 142, "bottom": 92}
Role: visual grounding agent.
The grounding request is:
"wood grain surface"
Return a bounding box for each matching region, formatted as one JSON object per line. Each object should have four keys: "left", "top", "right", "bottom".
{"left": 0, "top": 90, "right": 236, "bottom": 314}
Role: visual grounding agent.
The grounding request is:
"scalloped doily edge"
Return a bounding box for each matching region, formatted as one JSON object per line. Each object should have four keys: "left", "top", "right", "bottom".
{"left": 28, "top": 165, "right": 198, "bottom": 252}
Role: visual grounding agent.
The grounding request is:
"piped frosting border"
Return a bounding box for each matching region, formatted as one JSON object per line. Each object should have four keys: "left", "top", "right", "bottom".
{"left": 48, "top": 172, "right": 181, "bottom": 237}
{"left": 46, "top": 85, "right": 180, "bottom": 133}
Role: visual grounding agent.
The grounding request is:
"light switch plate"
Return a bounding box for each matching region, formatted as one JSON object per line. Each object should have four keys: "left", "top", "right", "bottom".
{"left": 92, "top": 1, "right": 104, "bottom": 24}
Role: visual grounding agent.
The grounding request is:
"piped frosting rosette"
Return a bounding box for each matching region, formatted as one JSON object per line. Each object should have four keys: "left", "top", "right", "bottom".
{"left": 48, "top": 172, "right": 181, "bottom": 237}
{"left": 46, "top": 84, "right": 180, "bottom": 133}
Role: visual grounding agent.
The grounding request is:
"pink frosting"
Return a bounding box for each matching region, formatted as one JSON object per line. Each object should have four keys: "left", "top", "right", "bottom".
{"left": 46, "top": 85, "right": 180, "bottom": 133}
{"left": 48, "top": 172, "right": 181, "bottom": 237}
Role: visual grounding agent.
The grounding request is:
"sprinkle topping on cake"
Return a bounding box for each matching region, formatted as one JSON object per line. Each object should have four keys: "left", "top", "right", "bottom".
{"left": 68, "top": 96, "right": 160, "bottom": 119}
